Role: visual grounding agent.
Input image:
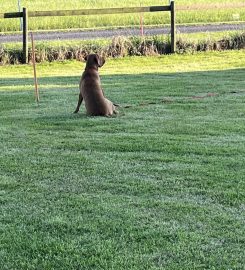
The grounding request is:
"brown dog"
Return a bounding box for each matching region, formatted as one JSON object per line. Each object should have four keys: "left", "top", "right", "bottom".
{"left": 74, "top": 54, "right": 117, "bottom": 116}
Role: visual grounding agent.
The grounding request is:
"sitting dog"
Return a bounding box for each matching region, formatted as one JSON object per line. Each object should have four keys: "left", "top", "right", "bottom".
{"left": 74, "top": 54, "right": 117, "bottom": 116}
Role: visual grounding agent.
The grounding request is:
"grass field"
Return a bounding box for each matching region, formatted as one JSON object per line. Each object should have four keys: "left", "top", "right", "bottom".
{"left": 1, "top": 0, "right": 244, "bottom": 32}
{"left": 0, "top": 50, "right": 245, "bottom": 269}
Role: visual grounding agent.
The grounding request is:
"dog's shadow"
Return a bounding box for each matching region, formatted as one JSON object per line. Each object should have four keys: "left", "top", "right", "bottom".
{"left": 31, "top": 109, "right": 121, "bottom": 132}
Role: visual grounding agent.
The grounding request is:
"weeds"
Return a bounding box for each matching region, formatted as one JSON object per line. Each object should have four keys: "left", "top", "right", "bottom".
{"left": 0, "top": 32, "right": 244, "bottom": 65}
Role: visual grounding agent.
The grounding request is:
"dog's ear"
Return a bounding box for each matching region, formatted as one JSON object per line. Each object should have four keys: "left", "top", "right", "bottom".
{"left": 84, "top": 55, "right": 88, "bottom": 62}
{"left": 95, "top": 54, "right": 100, "bottom": 66}
{"left": 95, "top": 54, "right": 105, "bottom": 67}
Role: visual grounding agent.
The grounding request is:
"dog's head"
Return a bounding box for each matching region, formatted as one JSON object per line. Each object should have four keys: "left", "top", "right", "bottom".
{"left": 84, "top": 54, "right": 105, "bottom": 69}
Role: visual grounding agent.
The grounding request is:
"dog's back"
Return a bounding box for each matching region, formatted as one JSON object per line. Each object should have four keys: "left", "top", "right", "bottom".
{"left": 80, "top": 69, "right": 113, "bottom": 116}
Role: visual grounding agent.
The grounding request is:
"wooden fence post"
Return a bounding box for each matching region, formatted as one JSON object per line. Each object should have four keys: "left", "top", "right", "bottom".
{"left": 22, "top": 7, "right": 28, "bottom": 64}
{"left": 170, "top": 0, "right": 176, "bottom": 53}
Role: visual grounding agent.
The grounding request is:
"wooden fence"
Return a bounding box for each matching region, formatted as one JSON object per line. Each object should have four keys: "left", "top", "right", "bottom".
{"left": 0, "top": 2, "right": 176, "bottom": 64}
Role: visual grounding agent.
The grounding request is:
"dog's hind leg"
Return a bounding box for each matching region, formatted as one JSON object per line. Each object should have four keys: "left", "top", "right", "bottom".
{"left": 74, "top": 93, "right": 83, "bottom": 113}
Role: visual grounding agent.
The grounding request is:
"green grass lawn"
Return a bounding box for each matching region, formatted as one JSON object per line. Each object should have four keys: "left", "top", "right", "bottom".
{"left": 0, "top": 50, "right": 245, "bottom": 269}
{"left": 1, "top": 0, "right": 244, "bottom": 32}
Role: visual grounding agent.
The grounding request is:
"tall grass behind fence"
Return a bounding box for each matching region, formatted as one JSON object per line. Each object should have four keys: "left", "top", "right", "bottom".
{"left": 0, "top": 0, "right": 244, "bottom": 32}
{"left": 1, "top": 32, "right": 244, "bottom": 65}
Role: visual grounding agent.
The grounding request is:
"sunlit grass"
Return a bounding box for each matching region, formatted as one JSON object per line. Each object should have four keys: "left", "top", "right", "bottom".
{"left": 0, "top": 0, "right": 244, "bottom": 32}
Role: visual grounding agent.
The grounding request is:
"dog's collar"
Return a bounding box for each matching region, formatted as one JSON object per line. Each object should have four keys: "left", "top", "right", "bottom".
{"left": 85, "top": 66, "right": 98, "bottom": 71}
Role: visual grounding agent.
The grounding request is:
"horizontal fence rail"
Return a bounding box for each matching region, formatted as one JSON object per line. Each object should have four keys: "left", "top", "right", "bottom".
{"left": 28, "top": 6, "right": 171, "bottom": 17}
{"left": 1, "top": 3, "right": 244, "bottom": 19}
{"left": 1, "top": 3, "right": 176, "bottom": 63}
{"left": 0, "top": 6, "right": 170, "bottom": 19}
{"left": 0, "top": 12, "right": 22, "bottom": 19}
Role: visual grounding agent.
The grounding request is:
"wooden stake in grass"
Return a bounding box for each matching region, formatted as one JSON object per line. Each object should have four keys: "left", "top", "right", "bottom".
{"left": 140, "top": 14, "right": 144, "bottom": 36}
{"left": 30, "top": 32, "right": 39, "bottom": 103}
{"left": 140, "top": 3, "right": 144, "bottom": 37}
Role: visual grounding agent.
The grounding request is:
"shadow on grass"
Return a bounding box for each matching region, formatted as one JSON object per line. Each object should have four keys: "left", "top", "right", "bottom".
{"left": 1, "top": 68, "right": 244, "bottom": 88}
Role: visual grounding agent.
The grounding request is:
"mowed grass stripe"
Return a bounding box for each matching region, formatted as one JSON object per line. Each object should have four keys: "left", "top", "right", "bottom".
{"left": 0, "top": 51, "right": 245, "bottom": 269}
